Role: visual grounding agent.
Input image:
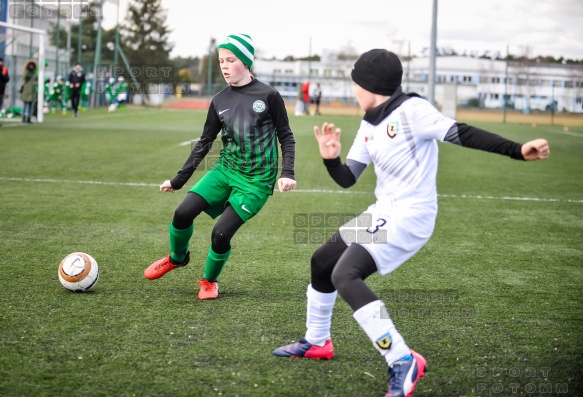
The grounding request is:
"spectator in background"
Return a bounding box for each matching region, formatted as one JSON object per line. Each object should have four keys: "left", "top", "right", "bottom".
{"left": 0, "top": 58, "right": 10, "bottom": 113}
{"left": 20, "top": 60, "right": 37, "bottom": 123}
{"left": 302, "top": 80, "right": 310, "bottom": 114}
{"left": 313, "top": 83, "right": 322, "bottom": 115}
{"left": 68, "top": 63, "right": 86, "bottom": 118}
{"left": 295, "top": 83, "right": 304, "bottom": 116}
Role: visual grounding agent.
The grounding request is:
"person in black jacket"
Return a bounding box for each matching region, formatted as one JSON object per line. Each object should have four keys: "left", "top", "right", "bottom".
{"left": 68, "top": 63, "right": 85, "bottom": 117}
{"left": 0, "top": 58, "right": 10, "bottom": 112}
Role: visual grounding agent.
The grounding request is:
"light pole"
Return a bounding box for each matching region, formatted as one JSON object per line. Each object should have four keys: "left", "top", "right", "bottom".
{"left": 56, "top": 0, "right": 60, "bottom": 76}
{"left": 77, "top": 6, "right": 82, "bottom": 64}
{"left": 503, "top": 45, "right": 509, "bottom": 124}
{"left": 207, "top": 37, "right": 216, "bottom": 97}
{"left": 114, "top": 0, "right": 120, "bottom": 65}
{"left": 550, "top": 80, "right": 555, "bottom": 126}
{"left": 91, "top": 0, "right": 103, "bottom": 108}
{"left": 29, "top": 0, "right": 35, "bottom": 58}
{"left": 427, "top": 0, "right": 437, "bottom": 105}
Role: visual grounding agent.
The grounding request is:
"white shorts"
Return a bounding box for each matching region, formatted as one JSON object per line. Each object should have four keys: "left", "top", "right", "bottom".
{"left": 339, "top": 203, "right": 436, "bottom": 275}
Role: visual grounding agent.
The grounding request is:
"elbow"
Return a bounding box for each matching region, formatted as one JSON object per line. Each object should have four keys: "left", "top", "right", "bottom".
{"left": 335, "top": 178, "right": 356, "bottom": 189}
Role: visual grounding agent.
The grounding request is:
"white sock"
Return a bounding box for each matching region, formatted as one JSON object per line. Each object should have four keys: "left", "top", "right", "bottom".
{"left": 353, "top": 300, "right": 411, "bottom": 366}
{"left": 304, "top": 284, "right": 338, "bottom": 346}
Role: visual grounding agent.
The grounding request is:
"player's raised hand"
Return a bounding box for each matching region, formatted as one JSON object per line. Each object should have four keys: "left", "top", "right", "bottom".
{"left": 314, "top": 122, "right": 341, "bottom": 159}
{"left": 160, "top": 180, "right": 175, "bottom": 193}
{"left": 521, "top": 139, "right": 550, "bottom": 161}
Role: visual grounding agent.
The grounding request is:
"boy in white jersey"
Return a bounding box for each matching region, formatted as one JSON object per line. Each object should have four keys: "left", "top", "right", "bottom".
{"left": 273, "top": 49, "right": 550, "bottom": 397}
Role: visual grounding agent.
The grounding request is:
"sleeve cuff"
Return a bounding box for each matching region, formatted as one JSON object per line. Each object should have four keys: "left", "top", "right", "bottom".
{"left": 323, "top": 157, "right": 342, "bottom": 167}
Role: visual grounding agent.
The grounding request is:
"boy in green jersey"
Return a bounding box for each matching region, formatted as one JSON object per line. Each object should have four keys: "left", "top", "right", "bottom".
{"left": 145, "top": 34, "right": 296, "bottom": 300}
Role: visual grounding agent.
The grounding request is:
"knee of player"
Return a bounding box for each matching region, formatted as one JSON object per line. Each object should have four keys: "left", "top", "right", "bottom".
{"left": 211, "top": 228, "right": 232, "bottom": 246}
{"left": 330, "top": 267, "right": 346, "bottom": 291}
{"left": 173, "top": 207, "right": 192, "bottom": 225}
{"left": 310, "top": 252, "right": 331, "bottom": 278}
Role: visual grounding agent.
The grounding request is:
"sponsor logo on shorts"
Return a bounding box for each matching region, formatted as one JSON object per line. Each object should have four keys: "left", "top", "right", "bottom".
{"left": 241, "top": 205, "right": 251, "bottom": 214}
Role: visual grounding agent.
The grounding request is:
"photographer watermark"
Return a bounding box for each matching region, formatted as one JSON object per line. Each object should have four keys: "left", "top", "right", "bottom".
{"left": 95, "top": 64, "right": 179, "bottom": 95}
{"left": 293, "top": 212, "right": 388, "bottom": 244}
{"left": 9, "top": 1, "right": 103, "bottom": 20}
{"left": 380, "top": 289, "right": 475, "bottom": 320}
{"left": 475, "top": 366, "right": 569, "bottom": 395}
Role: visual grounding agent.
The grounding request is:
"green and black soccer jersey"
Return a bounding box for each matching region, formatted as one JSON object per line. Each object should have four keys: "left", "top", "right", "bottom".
{"left": 171, "top": 78, "right": 296, "bottom": 195}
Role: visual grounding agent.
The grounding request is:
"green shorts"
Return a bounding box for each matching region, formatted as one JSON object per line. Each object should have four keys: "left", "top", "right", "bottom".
{"left": 189, "top": 166, "right": 270, "bottom": 222}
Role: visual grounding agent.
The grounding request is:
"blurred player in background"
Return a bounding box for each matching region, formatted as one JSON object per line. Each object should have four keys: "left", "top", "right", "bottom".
{"left": 273, "top": 49, "right": 550, "bottom": 397}
{"left": 144, "top": 34, "right": 296, "bottom": 300}
{"left": 68, "top": 63, "right": 86, "bottom": 117}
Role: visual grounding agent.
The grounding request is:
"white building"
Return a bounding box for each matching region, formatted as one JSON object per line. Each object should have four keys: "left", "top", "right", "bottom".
{"left": 253, "top": 53, "right": 583, "bottom": 114}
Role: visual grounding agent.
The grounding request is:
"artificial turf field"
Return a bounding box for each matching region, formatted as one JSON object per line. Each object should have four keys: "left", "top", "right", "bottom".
{"left": 0, "top": 106, "right": 581, "bottom": 397}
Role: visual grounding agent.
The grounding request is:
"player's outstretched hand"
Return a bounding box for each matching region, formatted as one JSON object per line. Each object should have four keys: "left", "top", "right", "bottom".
{"left": 278, "top": 177, "right": 296, "bottom": 192}
{"left": 160, "top": 180, "right": 175, "bottom": 193}
{"left": 521, "top": 139, "right": 550, "bottom": 161}
{"left": 314, "top": 122, "right": 341, "bottom": 159}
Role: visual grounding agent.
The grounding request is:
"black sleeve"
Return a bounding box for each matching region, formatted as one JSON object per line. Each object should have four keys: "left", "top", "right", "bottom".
{"left": 271, "top": 92, "right": 296, "bottom": 180}
{"left": 170, "top": 102, "right": 222, "bottom": 190}
{"left": 323, "top": 157, "right": 357, "bottom": 188}
{"left": 444, "top": 123, "right": 524, "bottom": 160}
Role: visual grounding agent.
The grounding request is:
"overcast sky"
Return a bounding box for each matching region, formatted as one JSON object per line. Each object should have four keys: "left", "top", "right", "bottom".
{"left": 102, "top": 0, "right": 583, "bottom": 60}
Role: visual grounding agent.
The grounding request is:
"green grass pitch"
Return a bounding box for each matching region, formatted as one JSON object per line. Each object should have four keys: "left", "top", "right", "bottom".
{"left": 0, "top": 107, "right": 581, "bottom": 397}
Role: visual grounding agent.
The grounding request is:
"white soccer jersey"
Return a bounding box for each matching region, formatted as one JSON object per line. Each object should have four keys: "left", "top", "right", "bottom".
{"left": 340, "top": 98, "right": 456, "bottom": 274}
{"left": 346, "top": 97, "right": 455, "bottom": 210}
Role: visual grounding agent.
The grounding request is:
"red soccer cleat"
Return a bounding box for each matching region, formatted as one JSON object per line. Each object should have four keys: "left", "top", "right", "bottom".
{"left": 144, "top": 253, "right": 189, "bottom": 280}
{"left": 197, "top": 279, "right": 219, "bottom": 300}
{"left": 273, "top": 338, "right": 334, "bottom": 360}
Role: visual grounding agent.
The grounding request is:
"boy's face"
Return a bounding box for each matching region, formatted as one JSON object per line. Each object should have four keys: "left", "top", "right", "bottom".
{"left": 353, "top": 83, "right": 376, "bottom": 112}
{"left": 218, "top": 48, "right": 248, "bottom": 86}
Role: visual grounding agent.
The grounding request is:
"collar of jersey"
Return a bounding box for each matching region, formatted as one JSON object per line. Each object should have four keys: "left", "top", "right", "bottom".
{"left": 363, "top": 86, "right": 421, "bottom": 126}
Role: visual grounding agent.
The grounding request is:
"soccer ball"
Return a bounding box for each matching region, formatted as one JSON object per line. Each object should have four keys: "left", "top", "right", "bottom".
{"left": 108, "top": 103, "right": 117, "bottom": 112}
{"left": 58, "top": 252, "right": 99, "bottom": 292}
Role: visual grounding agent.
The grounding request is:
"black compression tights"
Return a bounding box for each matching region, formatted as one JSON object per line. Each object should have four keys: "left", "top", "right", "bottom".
{"left": 311, "top": 232, "right": 380, "bottom": 311}
{"left": 172, "top": 192, "right": 244, "bottom": 255}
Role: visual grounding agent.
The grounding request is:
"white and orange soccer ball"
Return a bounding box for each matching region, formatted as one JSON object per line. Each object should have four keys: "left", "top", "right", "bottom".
{"left": 58, "top": 252, "right": 99, "bottom": 292}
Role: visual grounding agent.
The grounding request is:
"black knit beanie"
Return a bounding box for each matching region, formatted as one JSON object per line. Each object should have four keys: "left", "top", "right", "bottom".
{"left": 351, "top": 49, "right": 402, "bottom": 96}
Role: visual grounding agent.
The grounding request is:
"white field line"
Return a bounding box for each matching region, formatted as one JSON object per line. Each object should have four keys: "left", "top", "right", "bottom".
{"left": 1, "top": 177, "right": 582, "bottom": 203}
{"left": 544, "top": 128, "right": 583, "bottom": 138}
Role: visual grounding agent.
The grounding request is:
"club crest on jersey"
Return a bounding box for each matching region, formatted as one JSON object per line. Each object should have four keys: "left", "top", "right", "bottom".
{"left": 253, "top": 100, "right": 266, "bottom": 113}
{"left": 376, "top": 333, "right": 392, "bottom": 350}
{"left": 387, "top": 122, "right": 399, "bottom": 138}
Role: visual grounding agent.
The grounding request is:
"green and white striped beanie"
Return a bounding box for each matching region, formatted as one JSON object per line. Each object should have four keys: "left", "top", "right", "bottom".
{"left": 217, "top": 34, "right": 255, "bottom": 68}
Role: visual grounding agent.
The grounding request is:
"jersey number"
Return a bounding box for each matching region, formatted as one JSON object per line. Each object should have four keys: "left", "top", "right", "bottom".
{"left": 366, "top": 218, "right": 387, "bottom": 234}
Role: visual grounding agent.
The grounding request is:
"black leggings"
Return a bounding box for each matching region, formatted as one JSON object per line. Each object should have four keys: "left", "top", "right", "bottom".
{"left": 311, "top": 232, "right": 380, "bottom": 311}
{"left": 173, "top": 192, "right": 244, "bottom": 254}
